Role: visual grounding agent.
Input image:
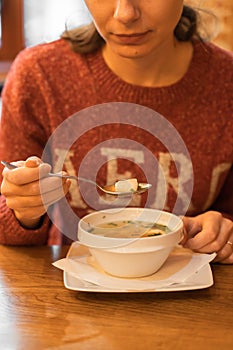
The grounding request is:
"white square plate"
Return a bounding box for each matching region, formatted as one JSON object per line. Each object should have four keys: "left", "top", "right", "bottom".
{"left": 63, "top": 243, "right": 214, "bottom": 293}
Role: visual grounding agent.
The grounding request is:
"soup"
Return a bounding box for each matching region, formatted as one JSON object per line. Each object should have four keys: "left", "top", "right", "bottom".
{"left": 87, "top": 220, "right": 171, "bottom": 238}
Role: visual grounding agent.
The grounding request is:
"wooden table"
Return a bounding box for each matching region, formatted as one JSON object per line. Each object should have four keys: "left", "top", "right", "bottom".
{"left": 0, "top": 245, "right": 232, "bottom": 350}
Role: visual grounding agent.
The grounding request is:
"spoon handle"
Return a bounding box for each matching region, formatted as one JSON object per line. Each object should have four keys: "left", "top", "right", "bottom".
{"left": 47, "top": 172, "right": 97, "bottom": 186}
{"left": 1, "top": 160, "right": 97, "bottom": 187}
{"left": 1, "top": 160, "right": 18, "bottom": 169}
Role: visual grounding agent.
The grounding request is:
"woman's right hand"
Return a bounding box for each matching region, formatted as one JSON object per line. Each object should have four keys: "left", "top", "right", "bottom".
{"left": 0, "top": 156, "right": 71, "bottom": 228}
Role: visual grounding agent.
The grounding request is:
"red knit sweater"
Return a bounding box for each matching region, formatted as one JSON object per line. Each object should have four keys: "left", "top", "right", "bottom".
{"left": 0, "top": 39, "right": 232, "bottom": 245}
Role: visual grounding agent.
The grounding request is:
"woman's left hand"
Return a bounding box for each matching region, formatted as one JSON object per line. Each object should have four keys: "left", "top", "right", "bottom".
{"left": 181, "top": 211, "right": 233, "bottom": 264}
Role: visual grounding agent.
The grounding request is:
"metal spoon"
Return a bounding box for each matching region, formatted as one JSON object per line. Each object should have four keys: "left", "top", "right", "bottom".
{"left": 1, "top": 160, "right": 152, "bottom": 196}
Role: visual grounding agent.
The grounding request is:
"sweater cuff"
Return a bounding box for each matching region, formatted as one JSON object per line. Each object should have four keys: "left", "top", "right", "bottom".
{"left": 0, "top": 196, "right": 50, "bottom": 245}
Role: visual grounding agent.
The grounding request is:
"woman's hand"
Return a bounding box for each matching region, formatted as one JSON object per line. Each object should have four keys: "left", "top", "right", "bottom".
{"left": 181, "top": 211, "right": 233, "bottom": 264}
{"left": 0, "top": 156, "right": 71, "bottom": 229}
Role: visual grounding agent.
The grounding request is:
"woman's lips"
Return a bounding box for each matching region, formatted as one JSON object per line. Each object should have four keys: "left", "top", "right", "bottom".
{"left": 112, "top": 31, "right": 151, "bottom": 44}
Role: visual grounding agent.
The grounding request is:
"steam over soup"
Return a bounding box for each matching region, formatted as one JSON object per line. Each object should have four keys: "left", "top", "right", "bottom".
{"left": 87, "top": 220, "right": 171, "bottom": 238}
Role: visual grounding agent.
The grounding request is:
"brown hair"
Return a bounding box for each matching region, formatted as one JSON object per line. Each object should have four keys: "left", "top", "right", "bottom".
{"left": 62, "top": 5, "right": 200, "bottom": 54}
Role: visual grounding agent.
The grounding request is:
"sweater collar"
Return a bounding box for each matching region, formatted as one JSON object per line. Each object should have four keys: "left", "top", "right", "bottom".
{"left": 85, "top": 40, "right": 211, "bottom": 104}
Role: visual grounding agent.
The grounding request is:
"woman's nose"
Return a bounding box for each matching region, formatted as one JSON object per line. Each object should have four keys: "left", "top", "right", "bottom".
{"left": 113, "top": 0, "right": 140, "bottom": 24}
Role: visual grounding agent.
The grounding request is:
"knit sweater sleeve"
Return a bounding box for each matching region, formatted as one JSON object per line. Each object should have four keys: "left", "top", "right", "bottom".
{"left": 210, "top": 165, "right": 233, "bottom": 221}
{"left": 0, "top": 47, "right": 52, "bottom": 245}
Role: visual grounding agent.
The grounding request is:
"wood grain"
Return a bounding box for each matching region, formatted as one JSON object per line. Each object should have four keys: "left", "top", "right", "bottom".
{"left": 0, "top": 245, "right": 232, "bottom": 349}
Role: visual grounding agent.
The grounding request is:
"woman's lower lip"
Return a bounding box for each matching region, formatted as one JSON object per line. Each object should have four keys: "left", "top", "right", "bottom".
{"left": 113, "top": 32, "right": 150, "bottom": 44}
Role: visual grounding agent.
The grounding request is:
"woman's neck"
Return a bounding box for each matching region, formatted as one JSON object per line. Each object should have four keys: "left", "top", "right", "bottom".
{"left": 102, "top": 39, "right": 193, "bottom": 87}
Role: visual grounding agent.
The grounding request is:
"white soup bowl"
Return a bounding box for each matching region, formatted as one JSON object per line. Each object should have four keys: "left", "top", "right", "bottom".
{"left": 77, "top": 208, "right": 183, "bottom": 278}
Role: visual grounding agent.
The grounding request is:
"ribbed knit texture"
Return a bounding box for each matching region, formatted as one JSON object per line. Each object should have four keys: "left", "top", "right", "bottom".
{"left": 0, "top": 39, "right": 232, "bottom": 245}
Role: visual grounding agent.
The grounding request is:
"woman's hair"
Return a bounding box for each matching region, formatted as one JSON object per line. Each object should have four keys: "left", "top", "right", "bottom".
{"left": 62, "top": 5, "right": 200, "bottom": 54}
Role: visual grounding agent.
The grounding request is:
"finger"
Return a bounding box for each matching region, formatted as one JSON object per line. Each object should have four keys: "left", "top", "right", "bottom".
{"left": 184, "top": 212, "right": 222, "bottom": 250}
{"left": 186, "top": 217, "right": 233, "bottom": 253}
{"left": 214, "top": 235, "right": 233, "bottom": 263}
{"left": 5, "top": 180, "right": 70, "bottom": 209}
{"left": 2, "top": 160, "right": 25, "bottom": 174}
{"left": 3, "top": 162, "right": 51, "bottom": 185}
{"left": 181, "top": 216, "right": 202, "bottom": 245}
{"left": 40, "top": 180, "right": 71, "bottom": 206}
{"left": 214, "top": 245, "right": 233, "bottom": 263}
{"left": 219, "top": 251, "right": 233, "bottom": 264}
{"left": 2, "top": 157, "right": 42, "bottom": 172}
{"left": 2, "top": 176, "right": 69, "bottom": 196}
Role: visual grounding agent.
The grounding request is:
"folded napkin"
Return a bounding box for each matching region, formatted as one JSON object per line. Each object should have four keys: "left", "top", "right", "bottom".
{"left": 53, "top": 242, "right": 216, "bottom": 291}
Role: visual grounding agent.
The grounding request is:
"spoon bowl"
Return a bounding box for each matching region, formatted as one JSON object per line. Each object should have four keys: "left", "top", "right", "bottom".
{"left": 1, "top": 160, "right": 152, "bottom": 196}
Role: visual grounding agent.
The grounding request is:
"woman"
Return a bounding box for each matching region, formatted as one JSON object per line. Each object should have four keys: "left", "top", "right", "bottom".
{"left": 0, "top": 1, "right": 232, "bottom": 263}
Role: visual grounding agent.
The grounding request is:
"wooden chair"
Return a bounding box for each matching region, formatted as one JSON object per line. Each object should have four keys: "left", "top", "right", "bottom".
{"left": 0, "top": 0, "right": 25, "bottom": 88}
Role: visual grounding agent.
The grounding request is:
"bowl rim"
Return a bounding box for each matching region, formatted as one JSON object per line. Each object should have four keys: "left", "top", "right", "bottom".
{"left": 78, "top": 208, "right": 183, "bottom": 251}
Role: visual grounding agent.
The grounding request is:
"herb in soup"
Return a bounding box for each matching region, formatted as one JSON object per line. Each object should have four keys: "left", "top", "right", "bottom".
{"left": 87, "top": 220, "right": 171, "bottom": 238}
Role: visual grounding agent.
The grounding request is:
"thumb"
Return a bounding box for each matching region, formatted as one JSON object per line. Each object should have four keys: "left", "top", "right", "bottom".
{"left": 25, "top": 156, "right": 42, "bottom": 168}
{"left": 25, "top": 156, "right": 51, "bottom": 178}
{"left": 180, "top": 219, "right": 188, "bottom": 245}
